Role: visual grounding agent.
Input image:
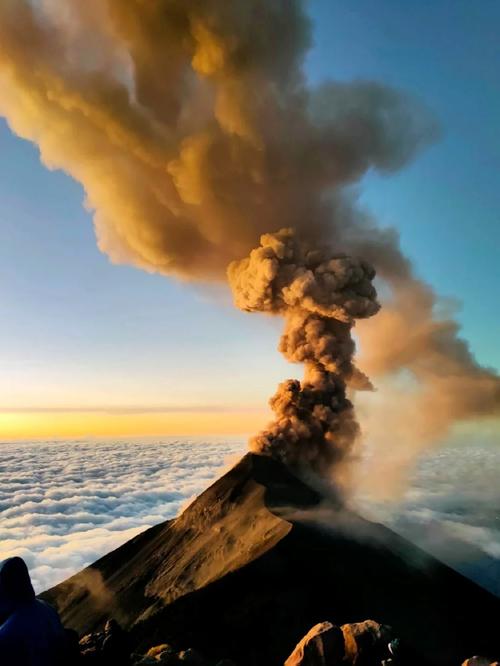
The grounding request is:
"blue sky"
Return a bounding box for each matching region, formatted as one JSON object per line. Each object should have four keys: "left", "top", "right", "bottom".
{"left": 1, "top": 0, "right": 499, "bottom": 417}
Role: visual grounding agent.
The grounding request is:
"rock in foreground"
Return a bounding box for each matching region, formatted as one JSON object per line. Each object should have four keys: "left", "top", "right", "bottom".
{"left": 285, "top": 620, "right": 391, "bottom": 666}
{"left": 284, "top": 621, "right": 345, "bottom": 666}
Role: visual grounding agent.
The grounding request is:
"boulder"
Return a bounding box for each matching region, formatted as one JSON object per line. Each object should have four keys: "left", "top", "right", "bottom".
{"left": 341, "top": 620, "right": 392, "bottom": 666}
{"left": 146, "top": 645, "right": 172, "bottom": 658}
{"left": 101, "top": 619, "right": 131, "bottom": 661}
{"left": 156, "top": 651, "right": 178, "bottom": 664}
{"left": 177, "top": 648, "right": 205, "bottom": 664}
{"left": 79, "top": 619, "right": 132, "bottom": 664}
{"left": 146, "top": 644, "right": 176, "bottom": 661}
{"left": 285, "top": 621, "right": 345, "bottom": 666}
{"left": 132, "top": 644, "right": 177, "bottom": 664}
{"left": 285, "top": 619, "right": 393, "bottom": 666}
{"left": 79, "top": 628, "right": 106, "bottom": 663}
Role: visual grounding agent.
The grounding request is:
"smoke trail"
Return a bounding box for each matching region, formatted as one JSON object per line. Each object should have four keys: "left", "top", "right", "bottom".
{"left": 336, "top": 205, "right": 500, "bottom": 493}
{"left": 0, "top": 1, "right": 498, "bottom": 486}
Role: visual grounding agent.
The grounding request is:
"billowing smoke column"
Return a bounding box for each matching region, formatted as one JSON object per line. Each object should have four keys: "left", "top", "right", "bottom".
{"left": 228, "top": 228, "right": 379, "bottom": 473}
{"left": 0, "top": 1, "right": 431, "bottom": 280}
{"left": 0, "top": 0, "right": 499, "bottom": 487}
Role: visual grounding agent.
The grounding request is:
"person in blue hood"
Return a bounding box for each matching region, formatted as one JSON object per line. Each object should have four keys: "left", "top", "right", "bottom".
{"left": 0, "top": 557, "right": 69, "bottom": 664}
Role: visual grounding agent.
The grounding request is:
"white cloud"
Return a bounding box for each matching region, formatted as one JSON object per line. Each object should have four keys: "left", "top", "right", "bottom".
{"left": 357, "top": 442, "right": 500, "bottom": 596}
{"left": 1, "top": 437, "right": 499, "bottom": 598}
{"left": 0, "top": 437, "right": 246, "bottom": 592}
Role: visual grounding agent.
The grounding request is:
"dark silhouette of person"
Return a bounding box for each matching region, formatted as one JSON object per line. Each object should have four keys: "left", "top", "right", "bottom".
{"left": 0, "top": 557, "right": 69, "bottom": 665}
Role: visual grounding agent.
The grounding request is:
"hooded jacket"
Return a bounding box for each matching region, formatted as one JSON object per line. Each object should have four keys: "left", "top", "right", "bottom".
{"left": 0, "top": 557, "right": 67, "bottom": 665}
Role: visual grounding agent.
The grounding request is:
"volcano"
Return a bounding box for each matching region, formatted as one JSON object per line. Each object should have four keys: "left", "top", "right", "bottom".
{"left": 42, "top": 454, "right": 500, "bottom": 665}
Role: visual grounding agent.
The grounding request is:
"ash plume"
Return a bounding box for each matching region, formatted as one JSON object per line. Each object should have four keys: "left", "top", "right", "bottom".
{"left": 0, "top": 0, "right": 499, "bottom": 487}
{"left": 228, "top": 228, "right": 379, "bottom": 475}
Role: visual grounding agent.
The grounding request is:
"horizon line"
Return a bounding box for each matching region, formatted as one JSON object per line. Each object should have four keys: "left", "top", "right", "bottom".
{"left": 0, "top": 405, "right": 266, "bottom": 415}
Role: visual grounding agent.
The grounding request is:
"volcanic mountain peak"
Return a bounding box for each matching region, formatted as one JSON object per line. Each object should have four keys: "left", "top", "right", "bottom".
{"left": 143, "top": 453, "right": 322, "bottom": 609}
{"left": 42, "top": 454, "right": 320, "bottom": 631}
{"left": 43, "top": 454, "right": 500, "bottom": 666}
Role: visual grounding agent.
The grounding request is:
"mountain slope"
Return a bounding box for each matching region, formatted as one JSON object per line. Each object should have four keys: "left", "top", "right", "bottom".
{"left": 42, "top": 454, "right": 500, "bottom": 665}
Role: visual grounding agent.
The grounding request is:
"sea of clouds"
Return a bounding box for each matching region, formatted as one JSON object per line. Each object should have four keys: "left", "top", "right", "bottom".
{"left": 0, "top": 437, "right": 246, "bottom": 592}
{"left": 0, "top": 437, "right": 499, "bottom": 595}
{"left": 359, "top": 441, "right": 500, "bottom": 596}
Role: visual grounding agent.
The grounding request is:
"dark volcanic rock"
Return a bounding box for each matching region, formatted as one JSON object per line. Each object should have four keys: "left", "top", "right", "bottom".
{"left": 284, "top": 621, "right": 345, "bottom": 666}
{"left": 42, "top": 453, "right": 500, "bottom": 666}
{"left": 80, "top": 619, "right": 131, "bottom": 664}
{"left": 285, "top": 620, "right": 391, "bottom": 666}
{"left": 341, "top": 620, "right": 392, "bottom": 666}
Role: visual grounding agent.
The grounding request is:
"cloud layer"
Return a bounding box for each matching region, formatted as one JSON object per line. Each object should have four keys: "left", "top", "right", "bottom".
{"left": 1, "top": 438, "right": 498, "bottom": 597}
{"left": 0, "top": 438, "right": 245, "bottom": 592}
{"left": 357, "top": 439, "right": 500, "bottom": 596}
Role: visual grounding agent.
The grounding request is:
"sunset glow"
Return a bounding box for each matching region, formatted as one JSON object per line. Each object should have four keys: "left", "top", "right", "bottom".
{"left": 0, "top": 409, "right": 270, "bottom": 440}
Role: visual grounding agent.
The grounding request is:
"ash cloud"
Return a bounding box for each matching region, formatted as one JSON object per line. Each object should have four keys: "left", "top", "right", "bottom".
{"left": 0, "top": 0, "right": 499, "bottom": 486}
{"left": 0, "top": 1, "right": 432, "bottom": 280}
{"left": 228, "top": 228, "right": 379, "bottom": 478}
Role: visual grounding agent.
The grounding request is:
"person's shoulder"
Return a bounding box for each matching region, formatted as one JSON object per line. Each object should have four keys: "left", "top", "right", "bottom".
{"left": 7, "top": 599, "right": 61, "bottom": 627}
{"left": 0, "top": 607, "right": 26, "bottom": 640}
{"left": 35, "top": 598, "right": 65, "bottom": 630}
{"left": 35, "top": 598, "right": 55, "bottom": 612}
{"left": 0, "top": 612, "right": 14, "bottom": 635}
{"left": 0, "top": 618, "right": 16, "bottom": 659}
{"left": 35, "top": 599, "right": 61, "bottom": 619}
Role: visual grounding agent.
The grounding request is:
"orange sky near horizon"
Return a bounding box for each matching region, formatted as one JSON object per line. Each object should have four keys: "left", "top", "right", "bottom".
{"left": 0, "top": 409, "right": 270, "bottom": 441}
